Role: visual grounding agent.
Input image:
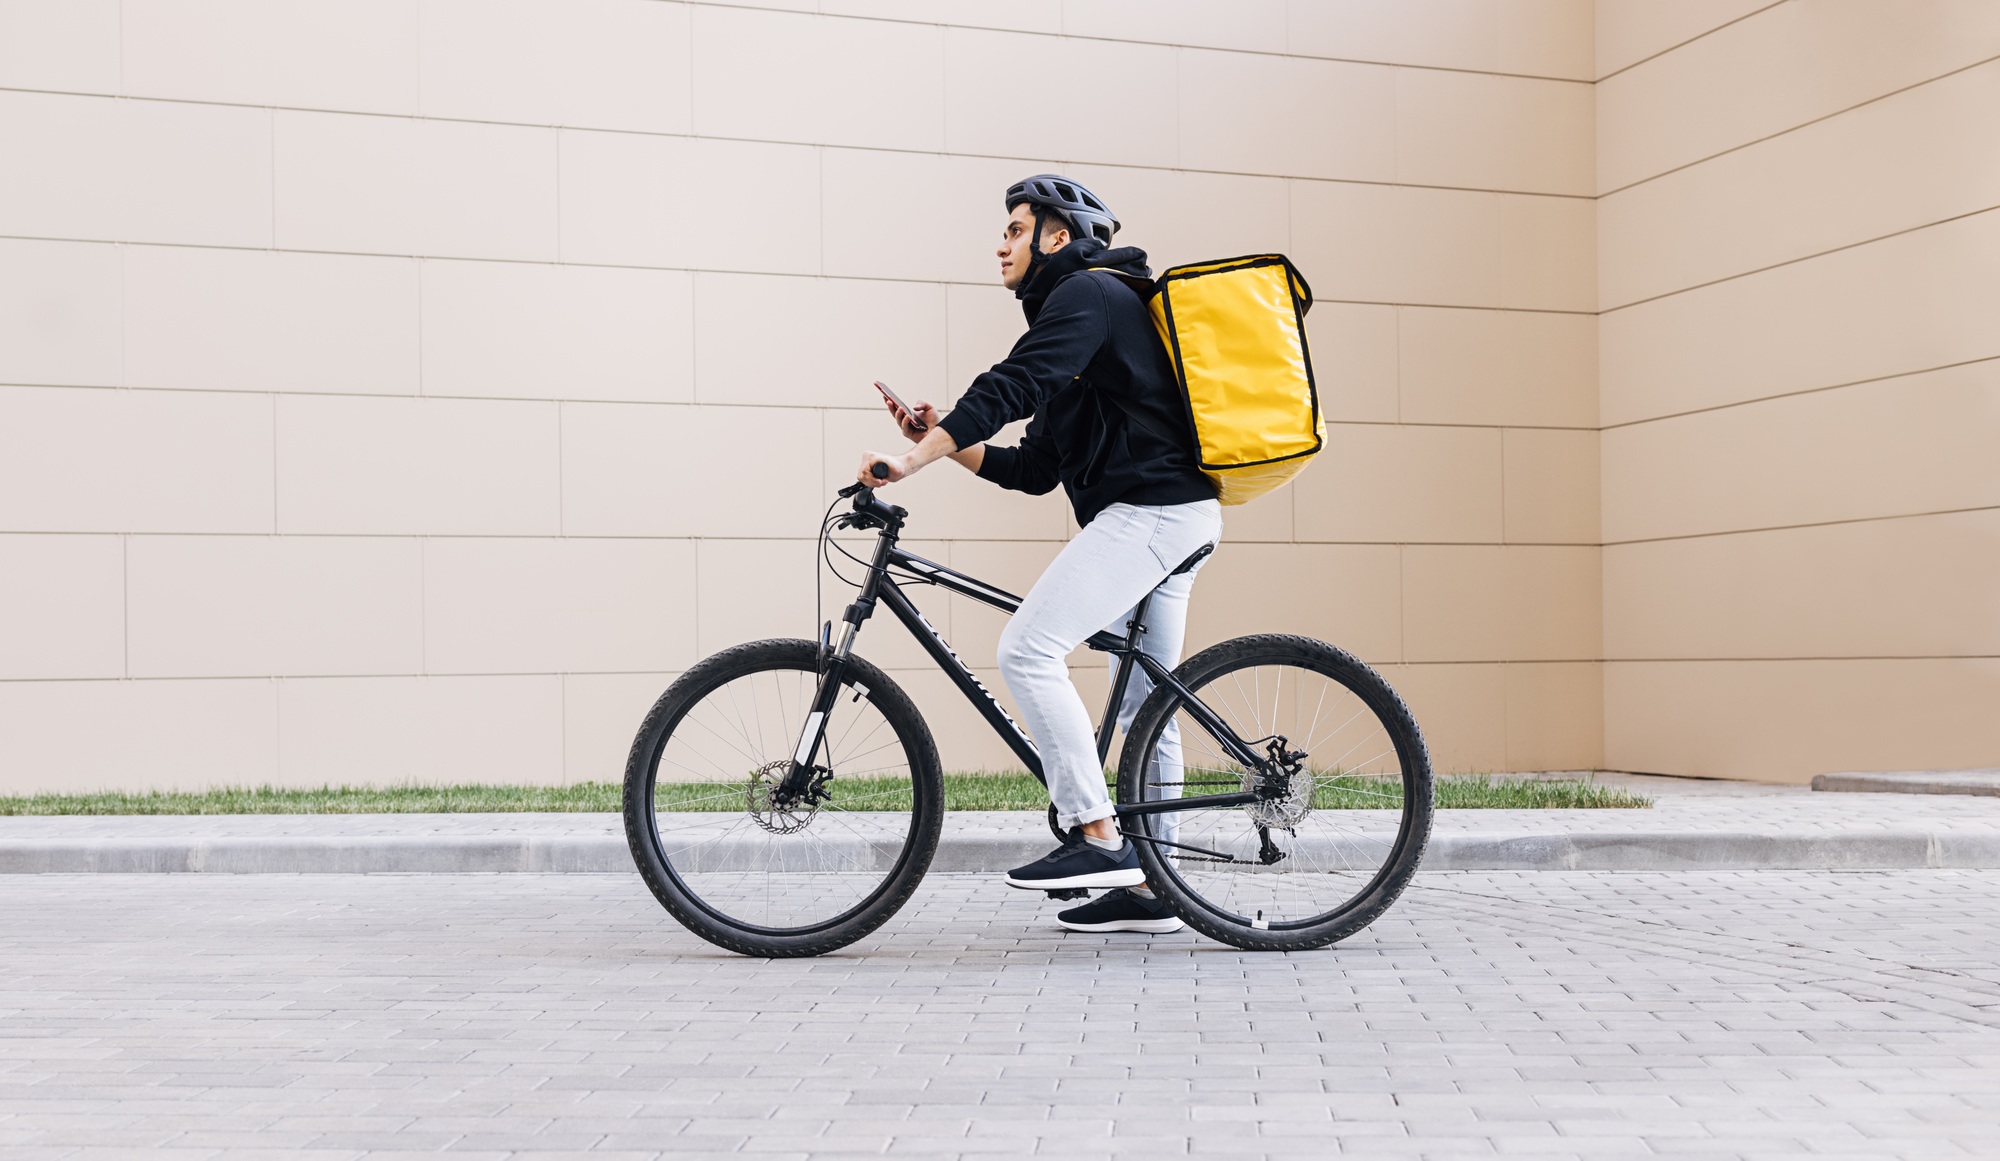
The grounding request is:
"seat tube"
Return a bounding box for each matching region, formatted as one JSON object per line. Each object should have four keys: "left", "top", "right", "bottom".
{"left": 1094, "top": 592, "right": 1154, "bottom": 764}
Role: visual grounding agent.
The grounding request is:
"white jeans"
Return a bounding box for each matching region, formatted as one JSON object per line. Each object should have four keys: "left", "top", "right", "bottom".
{"left": 996, "top": 500, "right": 1223, "bottom": 830}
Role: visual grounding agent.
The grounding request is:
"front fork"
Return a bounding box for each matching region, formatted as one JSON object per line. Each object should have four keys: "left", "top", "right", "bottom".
{"left": 776, "top": 537, "right": 891, "bottom": 805}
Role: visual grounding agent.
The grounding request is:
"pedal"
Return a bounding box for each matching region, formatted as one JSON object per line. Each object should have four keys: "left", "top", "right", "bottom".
{"left": 1044, "top": 888, "right": 1089, "bottom": 901}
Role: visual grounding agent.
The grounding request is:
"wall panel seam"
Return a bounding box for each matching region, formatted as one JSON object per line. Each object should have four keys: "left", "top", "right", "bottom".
{"left": 0, "top": 380, "right": 1605, "bottom": 431}
{"left": 1598, "top": 204, "right": 2000, "bottom": 314}
{"left": 1604, "top": 504, "right": 2000, "bottom": 548}
{"left": 1598, "top": 49, "right": 2000, "bottom": 197}
{"left": 0, "top": 233, "right": 1601, "bottom": 308}
{"left": 1593, "top": 0, "right": 1788, "bottom": 83}
{"left": 1600, "top": 355, "right": 2000, "bottom": 431}
{"left": 0, "top": 89, "right": 1595, "bottom": 199}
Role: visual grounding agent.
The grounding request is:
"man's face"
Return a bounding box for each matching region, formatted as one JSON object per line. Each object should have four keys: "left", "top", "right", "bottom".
{"left": 997, "top": 203, "right": 1069, "bottom": 290}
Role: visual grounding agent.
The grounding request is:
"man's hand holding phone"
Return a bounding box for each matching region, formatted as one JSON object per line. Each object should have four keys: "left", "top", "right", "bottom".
{"left": 875, "top": 381, "right": 936, "bottom": 442}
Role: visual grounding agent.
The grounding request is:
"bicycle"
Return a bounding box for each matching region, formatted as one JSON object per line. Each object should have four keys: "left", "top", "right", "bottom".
{"left": 623, "top": 471, "right": 1434, "bottom": 957}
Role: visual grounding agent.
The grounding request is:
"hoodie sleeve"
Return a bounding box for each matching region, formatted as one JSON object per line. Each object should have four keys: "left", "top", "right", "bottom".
{"left": 937, "top": 275, "right": 1110, "bottom": 451}
{"left": 973, "top": 417, "right": 1061, "bottom": 496}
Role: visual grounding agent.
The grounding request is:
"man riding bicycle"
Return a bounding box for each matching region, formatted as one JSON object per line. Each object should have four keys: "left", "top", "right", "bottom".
{"left": 858, "top": 176, "right": 1221, "bottom": 935}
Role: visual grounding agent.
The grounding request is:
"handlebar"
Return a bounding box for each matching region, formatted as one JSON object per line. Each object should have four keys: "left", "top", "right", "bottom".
{"left": 837, "top": 460, "right": 894, "bottom": 500}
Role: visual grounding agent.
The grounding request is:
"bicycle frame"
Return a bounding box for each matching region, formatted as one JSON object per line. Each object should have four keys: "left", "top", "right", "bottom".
{"left": 784, "top": 488, "right": 1272, "bottom": 818}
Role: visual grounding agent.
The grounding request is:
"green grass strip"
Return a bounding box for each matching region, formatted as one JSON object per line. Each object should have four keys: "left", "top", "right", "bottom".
{"left": 0, "top": 772, "right": 1649, "bottom": 815}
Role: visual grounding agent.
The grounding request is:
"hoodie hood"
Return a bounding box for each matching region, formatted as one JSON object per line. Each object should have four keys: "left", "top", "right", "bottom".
{"left": 1016, "top": 238, "right": 1154, "bottom": 323}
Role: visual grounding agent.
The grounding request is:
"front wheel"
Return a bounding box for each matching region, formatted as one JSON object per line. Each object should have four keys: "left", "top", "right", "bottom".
{"left": 623, "top": 639, "right": 944, "bottom": 957}
{"left": 1116, "top": 634, "right": 1432, "bottom": 952}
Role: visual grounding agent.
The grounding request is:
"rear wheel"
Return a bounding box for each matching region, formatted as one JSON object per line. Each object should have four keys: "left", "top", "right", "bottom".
{"left": 1116, "top": 634, "right": 1432, "bottom": 951}
{"left": 623, "top": 639, "right": 944, "bottom": 957}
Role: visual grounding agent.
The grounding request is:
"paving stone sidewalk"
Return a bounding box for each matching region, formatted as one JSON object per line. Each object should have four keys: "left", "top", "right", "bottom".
{"left": 6, "top": 774, "right": 2000, "bottom": 873}
{"left": 2, "top": 868, "right": 1998, "bottom": 1159}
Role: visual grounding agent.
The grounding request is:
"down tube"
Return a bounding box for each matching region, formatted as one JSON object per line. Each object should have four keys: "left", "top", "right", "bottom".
{"left": 876, "top": 580, "right": 1045, "bottom": 783}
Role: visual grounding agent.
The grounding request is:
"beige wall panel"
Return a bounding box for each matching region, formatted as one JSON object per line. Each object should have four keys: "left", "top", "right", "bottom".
{"left": 0, "top": 92, "right": 271, "bottom": 247}
{"left": 1177, "top": 50, "right": 1395, "bottom": 182}
{"left": 558, "top": 131, "right": 821, "bottom": 274}
{"left": 1605, "top": 659, "right": 2000, "bottom": 782}
{"left": 1398, "top": 307, "right": 1597, "bottom": 428}
{"left": 820, "top": 410, "right": 1070, "bottom": 542}
{"left": 125, "top": 247, "right": 420, "bottom": 395}
{"left": 1293, "top": 424, "right": 1504, "bottom": 544}
{"left": 694, "top": 538, "right": 821, "bottom": 656}
{"left": 1183, "top": 543, "right": 1402, "bottom": 665}
{"left": 695, "top": 275, "right": 944, "bottom": 409}
{"left": 1503, "top": 428, "right": 1599, "bottom": 544}
{"left": 1599, "top": 211, "right": 2000, "bottom": 425}
{"left": 273, "top": 111, "right": 556, "bottom": 261}
{"left": 0, "top": 535, "right": 124, "bottom": 680}
{"left": 1290, "top": 181, "right": 1594, "bottom": 311}
{"left": 1597, "top": 0, "right": 2000, "bottom": 191}
{"left": 1310, "top": 302, "right": 1399, "bottom": 424}
{"left": 1601, "top": 60, "right": 2000, "bottom": 308}
{"left": 278, "top": 674, "right": 563, "bottom": 786}
{"left": 1220, "top": 484, "right": 1295, "bottom": 544}
{"left": 944, "top": 29, "right": 1175, "bottom": 168}
{"left": 1603, "top": 360, "right": 2000, "bottom": 543}
{"left": 1593, "top": 0, "right": 1774, "bottom": 79}
{"left": 0, "top": 0, "right": 120, "bottom": 93}
{"left": 1068, "top": 0, "right": 1288, "bottom": 54}
{"left": 123, "top": 0, "right": 419, "bottom": 114}
{"left": 418, "top": 0, "right": 689, "bottom": 133}
{"left": 0, "top": 386, "right": 273, "bottom": 534}
{"left": 1402, "top": 545, "right": 1601, "bottom": 663}
{"left": 563, "top": 671, "right": 675, "bottom": 784}
{"left": 1605, "top": 510, "right": 2000, "bottom": 661}
{"left": 692, "top": 7, "right": 942, "bottom": 152}
{"left": 562, "top": 402, "right": 823, "bottom": 538}
{"left": 0, "top": 678, "right": 277, "bottom": 794}
{"left": 422, "top": 260, "right": 691, "bottom": 403}
{"left": 946, "top": 283, "right": 1025, "bottom": 402}
{"left": 823, "top": 0, "right": 1060, "bottom": 35}
{"left": 276, "top": 395, "right": 559, "bottom": 536}
{"left": 128, "top": 535, "right": 424, "bottom": 679}
{"left": 1376, "top": 662, "right": 1508, "bottom": 773}
{"left": 1286, "top": 0, "right": 1594, "bottom": 80}
{"left": 1070, "top": 164, "right": 1291, "bottom": 275}
{"left": 1394, "top": 68, "right": 1594, "bottom": 196}
{"left": 425, "top": 537, "right": 696, "bottom": 675}
{"left": 1504, "top": 661, "right": 1604, "bottom": 771}
{"left": 0, "top": 239, "right": 120, "bottom": 388}
{"left": 822, "top": 149, "right": 1035, "bottom": 285}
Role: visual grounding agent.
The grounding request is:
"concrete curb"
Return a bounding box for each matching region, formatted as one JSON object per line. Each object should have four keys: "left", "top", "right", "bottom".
{"left": 1812, "top": 769, "right": 2000, "bottom": 797}
{"left": 5, "top": 830, "right": 2000, "bottom": 874}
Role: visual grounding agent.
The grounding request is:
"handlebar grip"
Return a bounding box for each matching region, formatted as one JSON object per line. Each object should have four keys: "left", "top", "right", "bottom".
{"left": 870, "top": 462, "right": 890, "bottom": 479}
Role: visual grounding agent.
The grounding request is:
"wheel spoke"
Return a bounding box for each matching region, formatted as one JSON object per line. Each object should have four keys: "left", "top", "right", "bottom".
{"left": 1118, "top": 643, "right": 1431, "bottom": 950}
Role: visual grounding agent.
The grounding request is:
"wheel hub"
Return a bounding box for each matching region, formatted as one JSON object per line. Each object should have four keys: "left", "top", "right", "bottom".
{"left": 747, "top": 760, "right": 829, "bottom": 833}
{"left": 1244, "top": 739, "right": 1313, "bottom": 829}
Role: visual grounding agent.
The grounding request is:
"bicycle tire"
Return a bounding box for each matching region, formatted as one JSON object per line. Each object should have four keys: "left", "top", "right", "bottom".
{"left": 1116, "top": 634, "right": 1432, "bottom": 952}
{"left": 623, "top": 639, "right": 944, "bottom": 957}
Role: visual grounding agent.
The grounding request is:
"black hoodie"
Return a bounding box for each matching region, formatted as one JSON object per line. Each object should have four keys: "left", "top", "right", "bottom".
{"left": 937, "top": 239, "right": 1216, "bottom": 528}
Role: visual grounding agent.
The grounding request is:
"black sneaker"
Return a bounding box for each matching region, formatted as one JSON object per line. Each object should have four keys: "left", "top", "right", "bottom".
{"left": 1004, "top": 835, "right": 1144, "bottom": 890}
{"left": 1057, "top": 888, "right": 1184, "bottom": 934}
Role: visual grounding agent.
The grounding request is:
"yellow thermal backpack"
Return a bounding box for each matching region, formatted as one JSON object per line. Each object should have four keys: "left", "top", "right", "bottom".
{"left": 1146, "top": 255, "right": 1322, "bottom": 506}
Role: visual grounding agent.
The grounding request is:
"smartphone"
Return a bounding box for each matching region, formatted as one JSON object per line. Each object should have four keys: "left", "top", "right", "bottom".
{"left": 874, "top": 381, "right": 926, "bottom": 432}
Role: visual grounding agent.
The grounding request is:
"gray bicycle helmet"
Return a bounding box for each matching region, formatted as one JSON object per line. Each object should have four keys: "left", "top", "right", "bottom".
{"left": 1006, "top": 174, "right": 1120, "bottom": 245}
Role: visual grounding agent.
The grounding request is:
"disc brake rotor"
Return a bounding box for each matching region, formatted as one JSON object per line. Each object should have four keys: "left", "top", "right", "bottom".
{"left": 746, "top": 760, "right": 827, "bottom": 834}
